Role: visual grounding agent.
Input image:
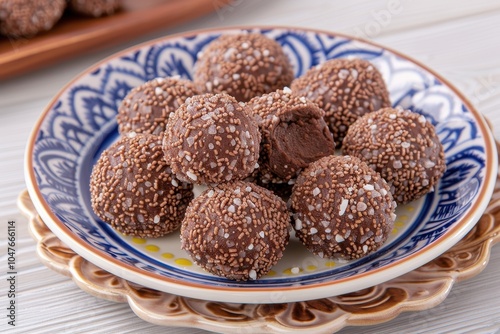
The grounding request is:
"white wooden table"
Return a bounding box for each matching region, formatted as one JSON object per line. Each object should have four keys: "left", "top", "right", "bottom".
{"left": 1, "top": 1, "right": 500, "bottom": 333}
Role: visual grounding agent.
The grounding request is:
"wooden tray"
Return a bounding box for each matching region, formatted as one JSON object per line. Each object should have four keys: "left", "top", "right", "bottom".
{"left": 0, "top": 0, "right": 229, "bottom": 80}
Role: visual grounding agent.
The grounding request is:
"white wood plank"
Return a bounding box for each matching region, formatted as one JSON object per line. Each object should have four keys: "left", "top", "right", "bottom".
{"left": 2, "top": 1, "right": 500, "bottom": 333}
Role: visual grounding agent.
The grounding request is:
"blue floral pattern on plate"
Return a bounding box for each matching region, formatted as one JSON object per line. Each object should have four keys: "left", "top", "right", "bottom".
{"left": 27, "top": 27, "right": 497, "bottom": 301}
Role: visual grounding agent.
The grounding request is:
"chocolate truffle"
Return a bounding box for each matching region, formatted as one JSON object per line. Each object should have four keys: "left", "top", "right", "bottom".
{"left": 0, "top": 0, "right": 66, "bottom": 38}
{"left": 342, "top": 107, "right": 446, "bottom": 204}
{"left": 69, "top": 0, "right": 121, "bottom": 17}
{"left": 90, "top": 133, "right": 194, "bottom": 238}
{"left": 181, "top": 181, "right": 290, "bottom": 280}
{"left": 248, "top": 88, "right": 335, "bottom": 184}
{"left": 291, "top": 155, "right": 396, "bottom": 260}
{"left": 291, "top": 58, "right": 391, "bottom": 145}
{"left": 117, "top": 76, "right": 198, "bottom": 136}
{"left": 163, "top": 93, "right": 261, "bottom": 185}
{"left": 193, "top": 33, "right": 294, "bottom": 102}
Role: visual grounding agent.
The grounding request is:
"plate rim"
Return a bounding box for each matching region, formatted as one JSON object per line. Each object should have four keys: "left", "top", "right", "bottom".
{"left": 24, "top": 25, "right": 499, "bottom": 303}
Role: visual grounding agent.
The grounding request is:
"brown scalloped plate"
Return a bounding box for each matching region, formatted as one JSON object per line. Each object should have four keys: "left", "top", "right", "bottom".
{"left": 0, "top": 0, "right": 231, "bottom": 80}
{"left": 17, "top": 139, "right": 500, "bottom": 333}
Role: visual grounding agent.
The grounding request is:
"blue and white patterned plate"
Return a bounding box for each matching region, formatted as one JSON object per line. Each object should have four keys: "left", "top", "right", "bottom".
{"left": 25, "top": 27, "right": 498, "bottom": 303}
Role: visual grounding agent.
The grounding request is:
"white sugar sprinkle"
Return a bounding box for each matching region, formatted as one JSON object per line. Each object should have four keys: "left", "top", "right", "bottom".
{"left": 201, "top": 113, "right": 213, "bottom": 120}
{"left": 339, "top": 198, "right": 348, "bottom": 216}
{"left": 357, "top": 202, "right": 368, "bottom": 211}
{"left": 335, "top": 234, "right": 345, "bottom": 243}
{"left": 249, "top": 269, "right": 257, "bottom": 280}
{"left": 338, "top": 69, "right": 349, "bottom": 79}
{"left": 208, "top": 124, "right": 217, "bottom": 134}
{"left": 186, "top": 171, "right": 197, "bottom": 181}
{"left": 393, "top": 160, "right": 403, "bottom": 169}
{"left": 295, "top": 218, "right": 302, "bottom": 230}
{"left": 312, "top": 187, "right": 321, "bottom": 196}
{"left": 424, "top": 159, "right": 436, "bottom": 168}
{"left": 155, "top": 87, "right": 163, "bottom": 95}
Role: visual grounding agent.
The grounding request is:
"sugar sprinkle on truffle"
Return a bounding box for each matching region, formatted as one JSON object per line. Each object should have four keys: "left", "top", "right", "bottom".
{"left": 69, "top": 0, "right": 121, "bottom": 17}
{"left": 0, "top": 0, "right": 66, "bottom": 38}
{"left": 181, "top": 181, "right": 290, "bottom": 281}
{"left": 291, "top": 155, "right": 396, "bottom": 260}
{"left": 194, "top": 33, "right": 294, "bottom": 102}
{"left": 291, "top": 58, "right": 391, "bottom": 145}
{"left": 90, "top": 133, "right": 194, "bottom": 238}
{"left": 342, "top": 107, "right": 446, "bottom": 204}
{"left": 117, "top": 76, "right": 198, "bottom": 136}
{"left": 163, "top": 93, "right": 261, "bottom": 184}
{"left": 248, "top": 89, "right": 335, "bottom": 183}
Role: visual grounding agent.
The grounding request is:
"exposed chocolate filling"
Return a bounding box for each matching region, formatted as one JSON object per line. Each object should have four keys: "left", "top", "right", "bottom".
{"left": 270, "top": 110, "right": 335, "bottom": 178}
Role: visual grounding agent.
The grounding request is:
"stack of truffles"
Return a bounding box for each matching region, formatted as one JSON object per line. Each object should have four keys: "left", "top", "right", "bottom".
{"left": 0, "top": 0, "right": 122, "bottom": 38}
{"left": 90, "top": 32, "right": 446, "bottom": 281}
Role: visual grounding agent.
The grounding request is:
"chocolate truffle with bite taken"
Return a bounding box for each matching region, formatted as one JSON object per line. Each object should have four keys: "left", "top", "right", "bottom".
{"left": 193, "top": 33, "right": 294, "bottom": 102}
{"left": 117, "top": 76, "right": 198, "bottom": 136}
{"left": 291, "top": 155, "right": 396, "bottom": 260}
{"left": 342, "top": 107, "right": 446, "bottom": 204}
{"left": 248, "top": 88, "right": 335, "bottom": 184}
{"left": 181, "top": 181, "right": 290, "bottom": 281}
{"left": 90, "top": 133, "right": 193, "bottom": 238}
{"left": 291, "top": 58, "right": 391, "bottom": 145}
{"left": 0, "top": 0, "right": 66, "bottom": 37}
{"left": 163, "top": 93, "right": 261, "bottom": 185}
